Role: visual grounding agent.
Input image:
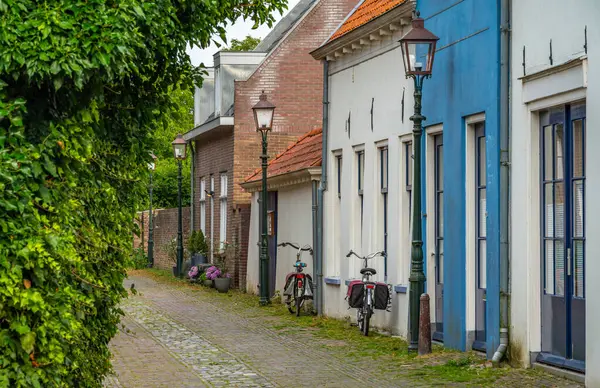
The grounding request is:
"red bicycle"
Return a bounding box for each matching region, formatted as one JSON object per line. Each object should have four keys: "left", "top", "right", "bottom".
{"left": 279, "top": 242, "right": 313, "bottom": 316}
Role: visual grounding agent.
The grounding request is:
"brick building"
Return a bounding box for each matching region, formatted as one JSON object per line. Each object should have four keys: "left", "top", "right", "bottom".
{"left": 184, "top": 0, "right": 356, "bottom": 288}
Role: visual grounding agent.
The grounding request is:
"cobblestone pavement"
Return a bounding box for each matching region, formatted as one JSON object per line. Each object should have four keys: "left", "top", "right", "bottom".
{"left": 105, "top": 273, "right": 583, "bottom": 388}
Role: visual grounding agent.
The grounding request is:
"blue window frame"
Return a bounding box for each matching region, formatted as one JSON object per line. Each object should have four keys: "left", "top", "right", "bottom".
{"left": 357, "top": 150, "right": 364, "bottom": 228}
{"left": 476, "top": 124, "right": 487, "bottom": 289}
{"left": 434, "top": 135, "right": 444, "bottom": 285}
{"left": 405, "top": 141, "right": 413, "bottom": 226}
{"left": 380, "top": 147, "right": 388, "bottom": 278}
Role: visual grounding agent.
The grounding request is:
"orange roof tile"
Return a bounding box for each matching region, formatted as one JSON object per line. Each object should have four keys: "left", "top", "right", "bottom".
{"left": 328, "top": 0, "right": 406, "bottom": 43}
{"left": 245, "top": 128, "right": 322, "bottom": 182}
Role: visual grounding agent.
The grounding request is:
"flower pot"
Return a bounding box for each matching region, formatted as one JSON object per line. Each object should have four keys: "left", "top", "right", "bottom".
{"left": 203, "top": 279, "right": 213, "bottom": 288}
{"left": 192, "top": 253, "right": 208, "bottom": 266}
{"left": 172, "top": 266, "right": 178, "bottom": 277}
{"left": 214, "top": 278, "right": 231, "bottom": 293}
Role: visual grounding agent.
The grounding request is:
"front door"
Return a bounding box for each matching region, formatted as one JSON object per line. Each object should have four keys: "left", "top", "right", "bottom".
{"left": 538, "top": 102, "right": 586, "bottom": 372}
{"left": 474, "top": 123, "right": 487, "bottom": 351}
{"left": 433, "top": 134, "right": 444, "bottom": 341}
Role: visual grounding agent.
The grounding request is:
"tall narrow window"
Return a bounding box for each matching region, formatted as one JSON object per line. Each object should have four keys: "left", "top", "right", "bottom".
{"left": 219, "top": 173, "right": 228, "bottom": 247}
{"left": 200, "top": 178, "right": 206, "bottom": 233}
{"left": 405, "top": 141, "right": 413, "bottom": 226}
{"left": 380, "top": 147, "right": 389, "bottom": 278}
{"left": 336, "top": 155, "right": 343, "bottom": 198}
{"left": 357, "top": 150, "right": 365, "bottom": 228}
{"left": 476, "top": 125, "right": 487, "bottom": 289}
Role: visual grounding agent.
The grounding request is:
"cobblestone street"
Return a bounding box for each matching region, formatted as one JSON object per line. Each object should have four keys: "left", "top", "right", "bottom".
{"left": 105, "top": 272, "right": 583, "bottom": 388}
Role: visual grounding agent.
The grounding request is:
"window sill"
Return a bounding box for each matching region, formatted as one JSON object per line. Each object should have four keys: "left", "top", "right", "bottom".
{"left": 324, "top": 276, "right": 341, "bottom": 285}
{"left": 394, "top": 284, "right": 408, "bottom": 294}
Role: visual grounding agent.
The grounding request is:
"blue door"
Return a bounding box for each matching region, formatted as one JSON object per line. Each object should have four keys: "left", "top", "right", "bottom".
{"left": 538, "top": 103, "right": 586, "bottom": 372}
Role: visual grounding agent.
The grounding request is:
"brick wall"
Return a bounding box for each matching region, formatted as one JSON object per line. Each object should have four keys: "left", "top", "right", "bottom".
{"left": 134, "top": 207, "right": 190, "bottom": 270}
{"left": 233, "top": 0, "right": 357, "bottom": 206}
{"left": 192, "top": 128, "right": 235, "bottom": 263}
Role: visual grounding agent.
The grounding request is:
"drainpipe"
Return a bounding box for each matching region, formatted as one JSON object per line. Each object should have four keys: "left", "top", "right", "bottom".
{"left": 494, "top": 0, "right": 511, "bottom": 367}
{"left": 316, "top": 60, "right": 329, "bottom": 317}
{"left": 189, "top": 141, "right": 195, "bottom": 232}
{"left": 312, "top": 179, "right": 319, "bottom": 313}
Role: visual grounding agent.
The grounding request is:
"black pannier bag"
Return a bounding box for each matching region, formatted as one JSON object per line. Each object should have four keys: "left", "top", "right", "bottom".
{"left": 346, "top": 280, "right": 364, "bottom": 308}
{"left": 283, "top": 273, "right": 314, "bottom": 299}
{"left": 373, "top": 283, "right": 391, "bottom": 310}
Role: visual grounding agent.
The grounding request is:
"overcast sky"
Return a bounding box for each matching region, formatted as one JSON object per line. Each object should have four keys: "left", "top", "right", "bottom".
{"left": 187, "top": 0, "right": 301, "bottom": 67}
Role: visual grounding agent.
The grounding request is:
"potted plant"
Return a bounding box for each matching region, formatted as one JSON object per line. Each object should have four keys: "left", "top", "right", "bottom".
{"left": 188, "top": 265, "right": 201, "bottom": 283}
{"left": 162, "top": 238, "right": 178, "bottom": 276}
{"left": 200, "top": 271, "right": 212, "bottom": 287}
{"left": 205, "top": 265, "right": 231, "bottom": 293}
{"left": 186, "top": 230, "right": 209, "bottom": 266}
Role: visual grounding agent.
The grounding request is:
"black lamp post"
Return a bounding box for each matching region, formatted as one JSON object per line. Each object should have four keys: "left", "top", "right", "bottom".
{"left": 252, "top": 91, "right": 276, "bottom": 306}
{"left": 147, "top": 152, "right": 158, "bottom": 268}
{"left": 399, "top": 11, "right": 439, "bottom": 352}
{"left": 172, "top": 134, "right": 187, "bottom": 278}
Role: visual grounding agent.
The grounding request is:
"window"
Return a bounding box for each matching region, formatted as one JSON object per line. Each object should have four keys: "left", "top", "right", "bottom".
{"left": 336, "top": 154, "right": 343, "bottom": 198}
{"left": 380, "top": 147, "right": 389, "bottom": 278}
{"left": 405, "top": 142, "right": 413, "bottom": 226}
{"left": 475, "top": 124, "right": 487, "bottom": 290}
{"left": 357, "top": 150, "right": 365, "bottom": 228}
{"left": 200, "top": 178, "right": 206, "bottom": 233}
{"left": 219, "top": 173, "right": 228, "bottom": 247}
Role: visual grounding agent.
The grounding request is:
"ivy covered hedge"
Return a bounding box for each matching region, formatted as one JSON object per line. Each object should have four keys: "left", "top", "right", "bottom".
{"left": 0, "top": 0, "right": 286, "bottom": 386}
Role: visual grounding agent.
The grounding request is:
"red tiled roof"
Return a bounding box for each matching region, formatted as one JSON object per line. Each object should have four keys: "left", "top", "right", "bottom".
{"left": 245, "top": 128, "right": 322, "bottom": 182}
{"left": 328, "top": 0, "right": 407, "bottom": 43}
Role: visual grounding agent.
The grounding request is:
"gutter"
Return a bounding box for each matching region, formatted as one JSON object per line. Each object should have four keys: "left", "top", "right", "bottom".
{"left": 316, "top": 60, "right": 329, "bottom": 316}
{"left": 494, "top": 0, "right": 511, "bottom": 367}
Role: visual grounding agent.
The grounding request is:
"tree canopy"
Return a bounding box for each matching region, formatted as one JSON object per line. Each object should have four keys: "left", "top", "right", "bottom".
{"left": 0, "top": 0, "right": 287, "bottom": 386}
{"left": 227, "top": 35, "right": 262, "bottom": 51}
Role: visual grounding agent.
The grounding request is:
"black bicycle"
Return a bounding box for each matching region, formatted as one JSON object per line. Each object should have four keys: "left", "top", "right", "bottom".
{"left": 279, "top": 242, "right": 313, "bottom": 316}
{"left": 346, "top": 250, "right": 389, "bottom": 336}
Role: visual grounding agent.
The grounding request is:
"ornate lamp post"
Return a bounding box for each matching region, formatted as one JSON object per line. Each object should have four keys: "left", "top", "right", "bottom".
{"left": 252, "top": 91, "right": 276, "bottom": 305}
{"left": 399, "top": 11, "right": 439, "bottom": 352}
{"left": 147, "top": 152, "right": 158, "bottom": 267}
{"left": 172, "top": 134, "right": 187, "bottom": 278}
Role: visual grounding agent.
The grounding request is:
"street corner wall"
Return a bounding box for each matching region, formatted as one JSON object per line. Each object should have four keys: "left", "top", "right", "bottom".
{"left": 133, "top": 207, "right": 190, "bottom": 270}
{"left": 246, "top": 192, "right": 260, "bottom": 294}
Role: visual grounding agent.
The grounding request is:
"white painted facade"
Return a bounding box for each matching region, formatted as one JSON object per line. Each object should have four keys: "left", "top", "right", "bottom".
{"left": 510, "top": 1, "right": 600, "bottom": 384}
{"left": 320, "top": 21, "right": 417, "bottom": 336}
{"left": 245, "top": 178, "right": 319, "bottom": 296}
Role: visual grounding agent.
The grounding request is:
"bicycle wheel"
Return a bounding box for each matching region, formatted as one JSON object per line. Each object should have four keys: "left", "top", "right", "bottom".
{"left": 286, "top": 294, "right": 296, "bottom": 314}
{"left": 362, "top": 293, "right": 371, "bottom": 336}
{"left": 296, "top": 295, "right": 302, "bottom": 317}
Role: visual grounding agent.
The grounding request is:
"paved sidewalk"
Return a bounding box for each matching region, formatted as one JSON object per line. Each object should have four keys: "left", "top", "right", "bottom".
{"left": 105, "top": 272, "right": 583, "bottom": 388}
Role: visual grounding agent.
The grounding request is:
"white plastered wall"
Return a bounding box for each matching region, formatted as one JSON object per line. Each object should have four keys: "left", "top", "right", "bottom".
{"left": 246, "top": 192, "right": 260, "bottom": 294}
{"left": 510, "top": 2, "right": 600, "bottom": 385}
{"left": 322, "top": 27, "right": 414, "bottom": 336}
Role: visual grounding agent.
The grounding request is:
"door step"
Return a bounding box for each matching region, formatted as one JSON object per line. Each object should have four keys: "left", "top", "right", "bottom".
{"left": 533, "top": 362, "right": 585, "bottom": 384}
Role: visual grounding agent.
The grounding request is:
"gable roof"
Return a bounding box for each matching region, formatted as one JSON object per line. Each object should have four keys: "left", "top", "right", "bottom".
{"left": 245, "top": 128, "right": 322, "bottom": 183}
{"left": 327, "top": 0, "right": 407, "bottom": 43}
{"left": 254, "top": 0, "right": 317, "bottom": 53}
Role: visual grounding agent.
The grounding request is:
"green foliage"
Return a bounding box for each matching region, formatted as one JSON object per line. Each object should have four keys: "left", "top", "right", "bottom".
{"left": 226, "top": 35, "right": 262, "bottom": 51}
{"left": 186, "top": 230, "right": 208, "bottom": 256}
{"left": 129, "top": 248, "right": 148, "bottom": 270}
{"left": 147, "top": 88, "right": 192, "bottom": 209}
{"left": 0, "top": 0, "right": 288, "bottom": 386}
{"left": 162, "top": 239, "right": 178, "bottom": 264}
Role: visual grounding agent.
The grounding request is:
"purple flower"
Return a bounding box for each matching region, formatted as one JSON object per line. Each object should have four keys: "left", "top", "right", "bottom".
{"left": 188, "top": 266, "right": 199, "bottom": 278}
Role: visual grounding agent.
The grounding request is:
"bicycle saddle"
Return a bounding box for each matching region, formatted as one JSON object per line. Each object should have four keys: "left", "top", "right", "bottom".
{"left": 360, "top": 267, "right": 376, "bottom": 275}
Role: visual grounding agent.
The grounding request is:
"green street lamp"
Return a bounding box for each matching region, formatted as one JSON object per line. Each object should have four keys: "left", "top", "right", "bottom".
{"left": 399, "top": 11, "right": 439, "bottom": 352}
{"left": 252, "top": 91, "right": 276, "bottom": 306}
{"left": 172, "top": 134, "right": 187, "bottom": 278}
{"left": 147, "top": 152, "right": 158, "bottom": 268}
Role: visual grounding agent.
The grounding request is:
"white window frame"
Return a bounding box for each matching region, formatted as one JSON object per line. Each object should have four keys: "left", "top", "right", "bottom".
{"left": 219, "top": 173, "right": 228, "bottom": 248}
{"left": 200, "top": 178, "right": 206, "bottom": 233}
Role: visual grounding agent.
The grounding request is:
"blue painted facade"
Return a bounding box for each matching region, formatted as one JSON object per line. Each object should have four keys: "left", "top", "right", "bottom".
{"left": 418, "top": 0, "right": 501, "bottom": 357}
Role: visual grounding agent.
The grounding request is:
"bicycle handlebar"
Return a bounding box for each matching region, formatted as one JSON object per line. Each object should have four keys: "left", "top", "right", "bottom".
{"left": 278, "top": 242, "right": 313, "bottom": 254}
{"left": 346, "top": 250, "right": 385, "bottom": 260}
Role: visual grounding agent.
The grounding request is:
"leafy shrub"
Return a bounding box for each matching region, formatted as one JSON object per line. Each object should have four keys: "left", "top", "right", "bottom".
{"left": 129, "top": 248, "right": 148, "bottom": 270}
{"left": 162, "top": 238, "right": 178, "bottom": 264}
{"left": 0, "top": 0, "right": 286, "bottom": 386}
{"left": 186, "top": 230, "right": 208, "bottom": 256}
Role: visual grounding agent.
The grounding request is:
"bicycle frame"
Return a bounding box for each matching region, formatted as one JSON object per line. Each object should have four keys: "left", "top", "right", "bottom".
{"left": 279, "top": 242, "right": 313, "bottom": 316}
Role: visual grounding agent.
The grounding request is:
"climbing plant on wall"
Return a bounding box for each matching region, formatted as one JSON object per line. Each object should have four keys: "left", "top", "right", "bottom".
{"left": 0, "top": 0, "right": 287, "bottom": 386}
